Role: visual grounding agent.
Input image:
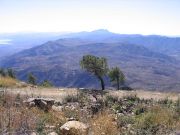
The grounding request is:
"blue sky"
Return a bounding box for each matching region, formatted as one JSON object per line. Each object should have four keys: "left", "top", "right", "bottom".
{"left": 0, "top": 0, "right": 180, "bottom": 36}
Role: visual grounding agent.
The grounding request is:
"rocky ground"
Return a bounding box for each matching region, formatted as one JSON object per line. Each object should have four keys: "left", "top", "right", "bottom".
{"left": 1, "top": 88, "right": 180, "bottom": 135}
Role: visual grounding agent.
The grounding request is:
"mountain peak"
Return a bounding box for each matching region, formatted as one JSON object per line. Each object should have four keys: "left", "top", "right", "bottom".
{"left": 91, "top": 29, "right": 110, "bottom": 33}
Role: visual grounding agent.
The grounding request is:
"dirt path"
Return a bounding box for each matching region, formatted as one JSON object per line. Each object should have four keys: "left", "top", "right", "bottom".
{"left": 108, "top": 90, "right": 180, "bottom": 101}
{"left": 5, "top": 87, "right": 78, "bottom": 100}
{"left": 3, "top": 87, "right": 180, "bottom": 101}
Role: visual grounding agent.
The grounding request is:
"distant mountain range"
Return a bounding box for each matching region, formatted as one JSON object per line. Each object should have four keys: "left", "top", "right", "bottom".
{"left": 0, "top": 32, "right": 67, "bottom": 58}
{"left": 1, "top": 30, "right": 180, "bottom": 91}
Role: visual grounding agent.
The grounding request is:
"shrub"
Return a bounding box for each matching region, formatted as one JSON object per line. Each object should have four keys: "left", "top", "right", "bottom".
{"left": 133, "top": 105, "right": 147, "bottom": 115}
{"left": 112, "top": 104, "right": 123, "bottom": 113}
{"left": 63, "top": 95, "right": 78, "bottom": 103}
{"left": 63, "top": 107, "right": 80, "bottom": 121}
{"left": 158, "top": 97, "right": 173, "bottom": 107}
{"left": 105, "top": 95, "right": 119, "bottom": 104}
{"left": 117, "top": 115, "right": 135, "bottom": 128}
{"left": 123, "top": 94, "right": 140, "bottom": 103}
{"left": 175, "top": 97, "right": 180, "bottom": 114}
{"left": 134, "top": 106, "right": 179, "bottom": 135}
{"left": 36, "top": 117, "right": 46, "bottom": 135}
{"left": 40, "top": 80, "right": 53, "bottom": 87}
{"left": 77, "top": 91, "right": 90, "bottom": 106}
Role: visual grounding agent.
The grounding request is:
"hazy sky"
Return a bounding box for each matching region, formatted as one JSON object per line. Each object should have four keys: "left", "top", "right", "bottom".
{"left": 0, "top": 0, "right": 180, "bottom": 35}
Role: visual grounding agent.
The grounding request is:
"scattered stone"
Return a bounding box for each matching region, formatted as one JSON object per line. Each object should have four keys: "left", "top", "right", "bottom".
{"left": 89, "top": 95, "right": 97, "bottom": 102}
{"left": 45, "top": 125, "right": 56, "bottom": 129}
{"left": 14, "top": 102, "right": 21, "bottom": 107}
{"left": 54, "top": 100, "right": 63, "bottom": 106}
{"left": 60, "top": 121, "right": 88, "bottom": 135}
{"left": 65, "top": 102, "right": 79, "bottom": 110}
{"left": 52, "top": 105, "right": 63, "bottom": 112}
{"left": 29, "top": 101, "right": 36, "bottom": 107}
{"left": 48, "top": 132, "right": 58, "bottom": 135}
{"left": 68, "top": 117, "right": 77, "bottom": 121}
{"left": 30, "top": 132, "right": 37, "bottom": 135}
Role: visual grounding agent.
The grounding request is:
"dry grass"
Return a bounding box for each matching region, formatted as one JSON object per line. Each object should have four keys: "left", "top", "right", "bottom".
{"left": 0, "top": 92, "right": 66, "bottom": 135}
{"left": 0, "top": 77, "right": 18, "bottom": 88}
{"left": 134, "top": 106, "right": 180, "bottom": 135}
{"left": 107, "top": 89, "right": 180, "bottom": 101}
{"left": 1, "top": 88, "right": 180, "bottom": 134}
{"left": 90, "top": 112, "right": 119, "bottom": 135}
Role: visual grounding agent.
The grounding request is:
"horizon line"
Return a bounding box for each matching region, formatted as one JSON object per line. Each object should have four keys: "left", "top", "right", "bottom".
{"left": 0, "top": 29, "right": 180, "bottom": 38}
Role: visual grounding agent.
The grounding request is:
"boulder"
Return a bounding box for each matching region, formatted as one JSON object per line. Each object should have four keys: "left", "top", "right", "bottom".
{"left": 52, "top": 105, "right": 63, "bottom": 112}
{"left": 30, "top": 132, "right": 37, "bottom": 135}
{"left": 48, "top": 132, "right": 58, "bottom": 135}
{"left": 60, "top": 121, "right": 88, "bottom": 135}
{"left": 23, "top": 98, "right": 55, "bottom": 111}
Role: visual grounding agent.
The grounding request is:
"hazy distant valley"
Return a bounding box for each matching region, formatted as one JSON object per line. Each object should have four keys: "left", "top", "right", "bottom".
{"left": 1, "top": 30, "right": 180, "bottom": 91}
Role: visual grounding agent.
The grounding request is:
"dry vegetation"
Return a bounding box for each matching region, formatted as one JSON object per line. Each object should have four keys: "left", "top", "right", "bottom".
{"left": 0, "top": 77, "right": 18, "bottom": 88}
{"left": 1, "top": 88, "right": 180, "bottom": 135}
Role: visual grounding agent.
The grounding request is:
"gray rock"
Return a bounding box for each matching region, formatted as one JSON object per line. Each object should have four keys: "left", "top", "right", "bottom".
{"left": 30, "top": 132, "right": 37, "bottom": 135}
{"left": 60, "top": 121, "right": 88, "bottom": 135}
{"left": 48, "top": 132, "right": 58, "bottom": 135}
{"left": 29, "top": 101, "right": 35, "bottom": 107}
{"left": 23, "top": 98, "right": 55, "bottom": 111}
{"left": 52, "top": 105, "right": 63, "bottom": 112}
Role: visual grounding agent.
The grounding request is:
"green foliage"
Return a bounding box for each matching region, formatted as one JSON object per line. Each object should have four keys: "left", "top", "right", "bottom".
{"left": 134, "top": 107, "right": 177, "bottom": 135}
{"left": 123, "top": 94, "right": 140, "bottom": 102}
{"left": 36, "top": 117, "right": 46, "bottom": 135}
{"left": 133, "top": 105, "right": 147, "bottom": 115}
{"left": 112, "top": 104, "right": 123, "bottom": 113}
{"left": 77, "top": 91, "right": 90, "bottom": 106}
{"left": 27, "top": 72, "right": 36, "bottom": 85}
{"left": 117, "top": 115, "right": 135, "bottom": 128}
{"left": 0, "top": 68, "right": 6, "bottom": 77}
{"left": 7, "top": 68, "right": 16, "bottom": 78}
{"left": 157, "top": 98, "right": 173, "bottom": 108}
{"left": 105, "top": 95, "right": 119, "bottom": 106}
{"left": 0, "top": 68, "right": 16, "bottom": 78}
{"left": 108, "top": 67, "right": 125, "bottom": 90}
{"left": 63, "top": 107, "right": 80, "bottom": 121}
{"left": 40, "top": 80, "right": 53, "bottom": 87}
{"left": 175, "top": 97, "right": 180, "bottom": 114}
{"left": 63, "top": 95, "right": 78, "bottom": 103}
{"left": 80, "top": 55, "right": 108, "bottom": 90}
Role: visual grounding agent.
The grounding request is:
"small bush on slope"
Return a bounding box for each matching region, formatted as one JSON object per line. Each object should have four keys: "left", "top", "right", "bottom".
{"left": 134, "top": 106, "right": 179, "bottom": 135}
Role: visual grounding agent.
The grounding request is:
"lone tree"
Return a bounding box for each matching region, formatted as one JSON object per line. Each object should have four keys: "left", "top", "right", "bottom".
{"left": 108, "top": 67, "right": 125, "bottom": 90}
{"left": 80, "top": 55, "right": 108, "bottom": 90}
{"left": 28, "top": 73, "right": 36, "bottom": 85}
{"left": 40, "top": 80, "right": 53, "bottom": 87}
{"left": 0, "top": 68, "right": 6, "bottom": 77}
{"left": 7, "top": 68, "right": 16, "bottom": 78}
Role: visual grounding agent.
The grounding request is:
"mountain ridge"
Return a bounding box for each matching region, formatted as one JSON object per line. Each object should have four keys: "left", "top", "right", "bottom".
{"left": 1, "top": 36, "right": 180, "bottom": 91}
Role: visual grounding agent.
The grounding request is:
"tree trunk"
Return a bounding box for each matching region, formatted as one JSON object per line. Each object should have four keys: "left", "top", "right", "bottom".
{"left": 117, "top": 78, "right": 120, "bottom": 90}
{"left": 98, "top": 76, "right": 105, "bottom": 90}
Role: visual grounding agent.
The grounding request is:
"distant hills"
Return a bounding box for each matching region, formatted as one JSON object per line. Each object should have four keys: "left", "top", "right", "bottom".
{"left": 0, "top": 32, "right": 67, "bottom": 58}
{"left": 1, "top": 30, "right": 180, "bottom": 91}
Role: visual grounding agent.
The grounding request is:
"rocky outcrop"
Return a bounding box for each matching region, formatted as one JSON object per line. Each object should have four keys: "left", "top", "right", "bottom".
{"left": 23, "top": 98, "right": 55, "bottom": 111}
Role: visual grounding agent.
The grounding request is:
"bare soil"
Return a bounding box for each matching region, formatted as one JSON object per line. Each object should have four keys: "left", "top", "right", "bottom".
{"left": 3, "top": 87, "right": 180, "bottom": 101}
